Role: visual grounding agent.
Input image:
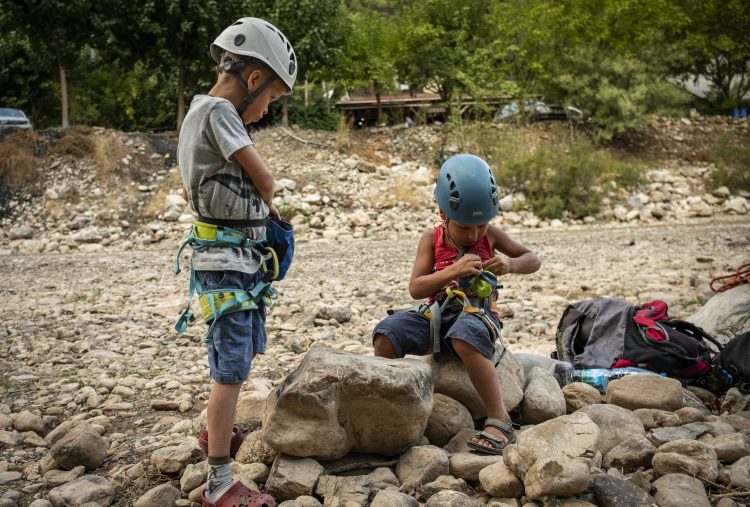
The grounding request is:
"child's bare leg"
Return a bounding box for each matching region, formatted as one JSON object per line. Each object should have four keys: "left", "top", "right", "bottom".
{"left": 373, "top": 333, "right": 397, "bottom": 359}
{"left": 207, "top": 382, "right": 243, "bottom": 456}
{"left": 449, "top": 338, "right": 511, "bottom": 448}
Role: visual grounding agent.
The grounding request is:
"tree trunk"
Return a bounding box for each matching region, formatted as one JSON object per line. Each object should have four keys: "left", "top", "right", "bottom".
{"left": 375, "top": 81, "right": 382, "bottom": 125}
{"left": 59, "top": 64, "right": 69, "bottom": 128}
{"left": 304, "top": 79, "right": 309, "bottom": 107}
{"left": 177, "top": 65, "right": 186, "bottom": 131}
{"left": 282, "top": 96, "right": 289, "bottom": 127}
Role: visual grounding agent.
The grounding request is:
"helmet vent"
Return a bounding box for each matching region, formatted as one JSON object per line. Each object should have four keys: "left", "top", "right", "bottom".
{"left": 446, "top": 173, "right": 452, "bottom": 181}
{"left": 234, "top": 34, "right": 246, "bottom": 46}
{"left": 449, "top": 181, "right": 456, "bottom": 190}
{"left": 265, "top": 23, "right": 276, "bottom": 32}
{"left": 289, "top": 61, "right": 296, "bottom": 75}
{"left": 278, "top": 32, "right": 285, "bottom": 43}
{"left": 232, "top": 20, "right": 243, "bottom": 26}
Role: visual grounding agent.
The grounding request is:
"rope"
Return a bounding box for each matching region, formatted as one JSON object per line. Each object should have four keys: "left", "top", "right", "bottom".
{"left": 710, "top": 262, "right": 750, "bottom": 293}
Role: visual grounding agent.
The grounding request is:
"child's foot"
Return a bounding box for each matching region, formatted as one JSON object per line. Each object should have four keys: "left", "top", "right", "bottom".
{"left": 201, "top": 481, "right": 276, "bottom": 507}
{"left": 467, "top": 417, "right": 516, "bottom": 455}
{"left": 198, "top": 425, "right": 245, "bottom": 457}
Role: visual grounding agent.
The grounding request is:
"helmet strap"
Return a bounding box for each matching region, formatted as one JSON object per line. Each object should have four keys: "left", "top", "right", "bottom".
{"left": 232, "top": 72, "right": 276, "bottom": 115}
{"left": 218, "top": 59, "right": 277, "bottom": 116}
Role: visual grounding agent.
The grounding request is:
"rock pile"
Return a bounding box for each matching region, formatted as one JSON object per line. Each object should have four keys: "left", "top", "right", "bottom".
{"left": 2, "top": 119, "right": 749, "bottom": 256}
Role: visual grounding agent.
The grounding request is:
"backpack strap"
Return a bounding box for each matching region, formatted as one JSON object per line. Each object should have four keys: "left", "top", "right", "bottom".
{"left": 667, "top": 319, "right": 724, "bottom": 353}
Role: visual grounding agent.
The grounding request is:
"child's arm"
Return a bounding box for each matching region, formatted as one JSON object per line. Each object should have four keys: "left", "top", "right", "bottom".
{"left": 233, "top": 145, "right": 275, "bottom": 205}
{"left": 408, "top": 230, "right": 484, "bottom": 300}
{"left": 484, "top": 225, "right": 541, "bottom": 276}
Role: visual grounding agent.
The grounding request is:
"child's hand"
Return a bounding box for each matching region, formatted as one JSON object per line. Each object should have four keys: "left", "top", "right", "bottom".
{"left": 452, "top": 254, "right": 482, "bottom": 278}
{"left": 483, "top": 255, "right": 511, "bottom": 276}
{"left": 268, "top": 203, "right": 280, "bottom": 219}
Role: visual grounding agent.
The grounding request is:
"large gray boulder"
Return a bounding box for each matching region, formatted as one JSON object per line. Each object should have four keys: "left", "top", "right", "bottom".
{"left": 521, "top": 367, "right": 566, "bottom": 424}
{"left": 687, "top": 284, "right": 750, "bottom": 343}
{"left": 424, "top": 394, "right": 474, "bottom": 447}
{"left": 47, "top": 475, "right": 114, "bottom": 507}
{"left": 429, "top": 347, "right": 525, "bottom": 419}
{"left": 503, "top": 412, "right": 599, "bottom": 500}
{"left": 577, "top": 404, "right": 645, "bottom": 455}
{"left": 263, "top": 347, "right": 433, "bottom": 460}
{"left": 47, "top": 421, "right": 108, "bottom": 471}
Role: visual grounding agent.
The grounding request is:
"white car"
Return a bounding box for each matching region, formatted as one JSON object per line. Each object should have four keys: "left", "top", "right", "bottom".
{"left": 0, "top": 108, "right": 32, "bottom": 130}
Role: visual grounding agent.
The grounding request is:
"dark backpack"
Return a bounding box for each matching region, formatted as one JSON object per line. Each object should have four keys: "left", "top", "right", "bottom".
{"left": 713, "top": 331, "right": 750, "bottom": 393}
{"left": 555, "top": 298, "right": 723, "bottom": 380}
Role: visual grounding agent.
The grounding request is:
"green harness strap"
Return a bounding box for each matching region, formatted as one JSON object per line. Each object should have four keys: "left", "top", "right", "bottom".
{"left": 174, "top": 222, "right": 277, "bottom": 343}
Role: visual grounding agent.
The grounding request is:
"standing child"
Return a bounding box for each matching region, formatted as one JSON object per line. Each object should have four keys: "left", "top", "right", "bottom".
{"left": 372, "top": 154, "right": 541, "bottom": 455}
{"left": 176, "top": 17, "right": 297, "bottom": 507}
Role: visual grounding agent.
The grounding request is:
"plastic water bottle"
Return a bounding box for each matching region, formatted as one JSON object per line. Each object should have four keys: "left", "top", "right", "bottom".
{"left": 568, "top": 369, "right": 612, "bottom": 392}
{"left": 568, "top": 367, "right": 657, "bottom": 393}
{"left": 607, "top": 367, "right": 658, "bottom": 381}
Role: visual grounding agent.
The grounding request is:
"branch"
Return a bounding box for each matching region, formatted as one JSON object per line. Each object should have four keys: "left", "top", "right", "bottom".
{"left": 325, "top": 459, "right": 398, "bottom": 474}
{"left": 280, "top": 128, "right": 328, "bottom": 148}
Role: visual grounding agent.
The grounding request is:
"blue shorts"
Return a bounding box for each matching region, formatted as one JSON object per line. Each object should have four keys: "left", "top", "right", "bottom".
{"left": 373, "top": 305, "right": 501, "bottom": 361}
{"left": 196, "top": 270, "right": 267, "bottom": 384}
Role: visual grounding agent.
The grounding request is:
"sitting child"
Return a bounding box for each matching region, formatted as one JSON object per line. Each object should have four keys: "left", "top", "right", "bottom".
{"left": 372, "top": 153, "right": 541, "bottom": 454}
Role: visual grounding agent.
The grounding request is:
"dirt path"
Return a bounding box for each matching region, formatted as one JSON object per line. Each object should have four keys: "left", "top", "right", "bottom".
{"left": 0, "top": 218, "right": 748, "bottom": 499}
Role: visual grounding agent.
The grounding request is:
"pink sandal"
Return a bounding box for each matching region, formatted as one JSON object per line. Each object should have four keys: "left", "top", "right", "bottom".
{"left": 198, "top": 425, "right": 245, "bottom": 458}
{"left": 201, "top": 481, "right": 276, "bottom": 507}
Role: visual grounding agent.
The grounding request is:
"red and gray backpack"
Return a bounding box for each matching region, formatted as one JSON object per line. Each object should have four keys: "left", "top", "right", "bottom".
{"left": 555, "top": 298, "right": 723, "bottom": 381}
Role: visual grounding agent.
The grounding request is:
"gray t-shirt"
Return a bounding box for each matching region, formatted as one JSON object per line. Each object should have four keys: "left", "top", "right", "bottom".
{"left": 177, "top": 95, "right": 269, "bottom": 274}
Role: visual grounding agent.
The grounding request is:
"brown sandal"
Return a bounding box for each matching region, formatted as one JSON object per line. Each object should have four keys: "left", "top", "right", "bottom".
{"left": 466, "top": 418, "right": 517, "bottom": 455}
{"left": 201, "top": 481, "right": 276, "bottom": 507}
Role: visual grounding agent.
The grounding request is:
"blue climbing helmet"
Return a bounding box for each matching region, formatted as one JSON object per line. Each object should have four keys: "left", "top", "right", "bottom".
{"left": 434, "top": 154, "right": 499, "bottom": 225}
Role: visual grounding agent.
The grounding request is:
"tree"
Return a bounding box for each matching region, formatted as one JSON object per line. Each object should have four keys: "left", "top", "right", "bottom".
{"left": 393, "top": 0, "right": 496, "bottom": 102}
{"left": 0, "top": 16, "right": 56, "bottom": 126}
{"left": 258, "top": 0, "right": 346, "bottom": 126}
{"left": 677, "top": 0, "right": 750, "bottom": 109}
{"left": 539, "top": 0, "right": 690, "bottom": 137}
{"left": 4, "top": 0, "right": 96, "bottom": 128}
{"left": 334, "top": 11, "right": 398, "bottom": 124}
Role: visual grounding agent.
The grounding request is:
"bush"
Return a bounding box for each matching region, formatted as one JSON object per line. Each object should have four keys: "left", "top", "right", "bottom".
{"left": 0, "top": 129, "right": 43, "bottom": 186}
{"left": 517, "top": 140, "right": 642, "bottom": 219}
{"left": 270, "top": 96, "right": 341, "bottom": 131}
{"left": 707, "top": 134, "right": 750, "bottom": 192}
{"left": 543, "top": 47, "right": 691, "bottom": 139}
{"left": 452, "top": 123, "right": 643, "bottom": 219}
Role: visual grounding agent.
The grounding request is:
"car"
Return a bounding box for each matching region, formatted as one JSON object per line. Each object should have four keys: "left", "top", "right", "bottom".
{"left": 495, "top": 100, "right": 582, "bottom": 122}
{"left": 0, "top": 108, "right": 33, "bottom": 130}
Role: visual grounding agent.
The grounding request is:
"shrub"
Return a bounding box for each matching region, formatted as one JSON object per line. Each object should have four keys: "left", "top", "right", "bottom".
{"left": 52, "top": 127, "right": 95, "bottom": 158}
{"left": 0, "top": 129, "right": 42, "bottom": 186}
{"left": 451, "top": 123, "right": 643, "bottom": 219}
{"left": 706, "top": 134, "right": 750, "bottom": 192}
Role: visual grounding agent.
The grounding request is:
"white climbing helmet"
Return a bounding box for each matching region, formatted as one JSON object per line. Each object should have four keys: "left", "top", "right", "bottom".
{"left": 210, "top": 17, "right": 297, "bottom": 94}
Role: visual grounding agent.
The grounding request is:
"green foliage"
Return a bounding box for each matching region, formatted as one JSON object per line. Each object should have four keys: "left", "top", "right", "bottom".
{"left": 456, "top": 123, "right": 643, "bottom": 219}
{"left": 70, "top": 60, "right": 175, "bottom": 131}
{"left": 707, "top": 134, "right": 750, "bottom": 192}
{"left": 2, "top": 0, "right": 748, "bottom": 132}
{"left": 676, "top": 0, "right": 750, "bottom": 110}
{"left": 283, "top": 97, "right": 341, "bottom": 131}
{"left": 545, "top": 47, "right": 691, "bottom": 139}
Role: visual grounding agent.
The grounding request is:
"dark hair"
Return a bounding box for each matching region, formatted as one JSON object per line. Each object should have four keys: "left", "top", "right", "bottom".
{"left": 218, "top": 50, "right": 273, "bottom": 78}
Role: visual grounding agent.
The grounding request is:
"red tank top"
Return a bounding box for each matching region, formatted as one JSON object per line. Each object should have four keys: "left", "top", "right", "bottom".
{"left": 429, "top": 224, "right": 495, "bottom": 303}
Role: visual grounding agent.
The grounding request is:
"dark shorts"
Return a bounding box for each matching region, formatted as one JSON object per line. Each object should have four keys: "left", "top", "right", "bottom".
{"left": 372, "top": 306, "right": 501, "bottom": 361}
{"left": 196, "top": 270, "right": 267, "bottom": 384}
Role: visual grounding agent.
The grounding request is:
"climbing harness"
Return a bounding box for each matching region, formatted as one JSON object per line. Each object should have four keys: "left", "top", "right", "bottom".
{"left": 422, "top": 270, "right": 503, "bottom": 360}
{"left": 174, "top": 217, "right": 294, "bottom": 342}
